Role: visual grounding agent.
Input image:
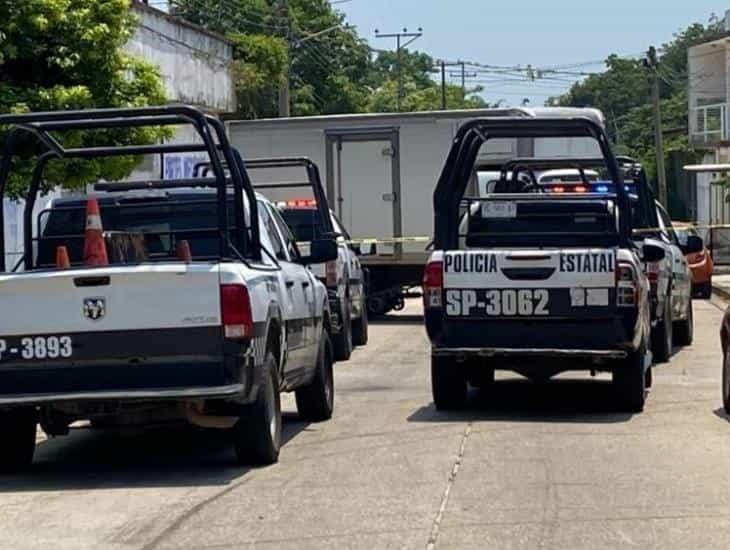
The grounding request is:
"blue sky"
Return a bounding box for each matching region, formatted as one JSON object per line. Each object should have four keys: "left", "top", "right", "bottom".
{"left": 338, "top": 0, "right": 729, "bottom": 106}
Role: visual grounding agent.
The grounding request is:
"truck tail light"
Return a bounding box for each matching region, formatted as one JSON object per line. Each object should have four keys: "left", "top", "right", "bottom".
{"left": 646, "top": 261, "right": 659, "bottom": 288}
{"left": 220, "top": 284, "right": 253, "bottom": 340}
{"left": 616, "top": 262, "right": 638, "bottom": 307}
{"left": 325, "top": 260, "right": 338, "bottom": 287}
{"left": 423, "top": 260, "right": 444, "bottom": 309}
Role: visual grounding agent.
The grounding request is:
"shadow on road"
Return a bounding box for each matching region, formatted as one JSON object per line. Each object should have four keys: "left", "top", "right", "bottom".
{"left": 713, "top": 408, "right": 730, "bottom": 422}
{"left": 0, "top": 412, "right": 309, "bottom": 493}
{"left": 408, "top": 377, "right": 635, "bottom": 424}
{"left": 369, "top": 314, "right": 423, "bottom": 326}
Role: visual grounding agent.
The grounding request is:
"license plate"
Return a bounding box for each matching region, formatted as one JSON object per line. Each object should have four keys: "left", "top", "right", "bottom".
{"left": 482, "top": 201, "right": 517, "bottom": 219}
{"left": 0, "top": 335, "right": 73, "bottom": 362}
{"left": 446, "top": 289, "right": 550, "bottom": 317}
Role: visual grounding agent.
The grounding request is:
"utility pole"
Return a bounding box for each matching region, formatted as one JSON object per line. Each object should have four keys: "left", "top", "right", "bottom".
{"left": 277, "top": 0, "right": 291, "bottom": 118}
{"left": 449, "top": 62, "right": 477, "bottom": 101}
{"left": 645, "top": 46, "right": 668, "bottom": 206}
{"left": 375, "top": 27, "right": 423, "bottom": 112}
{"left": 440, "top": 61, "right": 446, "bottom": 110}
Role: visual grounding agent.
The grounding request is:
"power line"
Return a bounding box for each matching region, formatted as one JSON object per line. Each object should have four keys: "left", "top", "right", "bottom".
{"left": 375, "top": 27, "right": 423, "bottom": 111}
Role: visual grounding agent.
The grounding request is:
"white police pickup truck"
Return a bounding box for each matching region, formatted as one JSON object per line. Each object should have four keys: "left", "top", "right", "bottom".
{"left": 0, "top": 106, "right": 338, "bottom": 470}
{"left": 424, "top": 117, "right": 662, "bottom": 412}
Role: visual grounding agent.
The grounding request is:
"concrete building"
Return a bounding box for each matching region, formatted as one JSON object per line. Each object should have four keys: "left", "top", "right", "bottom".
{"left": 127, "top": 1, "right": 235, "bottom": 113}
{"left": 687, "top": 12, "right": 730, "bottom": 261}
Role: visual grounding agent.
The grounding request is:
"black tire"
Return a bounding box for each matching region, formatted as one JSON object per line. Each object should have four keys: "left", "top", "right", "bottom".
{"left": 351, "top": 295, "right": 369, "bottom": 347}
{"left": 673, "top": 298, "right": 694, "bottom": 347}
{"left": 295, "top": 332, "right": 335, "bottom": 422}
{"left": 652, "top": 298, "right": 672, "bottom": 363}
{"left": 467, "top": 358, "right": 495, "bottom": 389}
{"left": 613, "top": 344, "right": 647, "bottom": 413}
{"left": 332, "top": 300, "right": 353, "bottom": 361}
{"left": 233, "top": 353, "right": 281, "bottom": 466}
{"left": 431, "top": 354, "right": 467, "bottom": 410}
{"left": 722, "top": 353, "right": 730, "bottom": 414}
{"left": 0, "top": 408, "right": 37, "bottom": 472}
{"left": 695, "top": 280, "right": 712, "bottom": 300}
{"left": 644, "top": 366, "right": 653, "bottom": 389}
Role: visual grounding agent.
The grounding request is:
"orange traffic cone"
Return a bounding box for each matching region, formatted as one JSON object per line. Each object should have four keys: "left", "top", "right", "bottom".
{"left": 83, "top": 199, "right": 108, "bottom": 266}
{"left": 55, "top": 246, "right": 71, "bottom": 269}
{"left": 176, "top": 240, "right": 192, "bottom": 263}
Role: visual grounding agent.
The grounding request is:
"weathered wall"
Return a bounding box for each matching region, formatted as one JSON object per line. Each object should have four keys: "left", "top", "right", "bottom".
{"left": 126, "top": 2, "right": 235, "bottom": 113}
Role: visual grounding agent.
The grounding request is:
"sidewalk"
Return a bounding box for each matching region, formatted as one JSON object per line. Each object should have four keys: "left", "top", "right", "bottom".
{"left": 712, "top": 273, "right": 730, "bottom": 301}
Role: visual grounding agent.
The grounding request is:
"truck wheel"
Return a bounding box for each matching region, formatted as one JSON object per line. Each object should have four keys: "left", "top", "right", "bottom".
{"left": 722, "top": 353, "right": 730, "bottom": 414}
{"left": 695, "top": 280, "right": 712, "bottom": 299}
{"left": 233, "top": 353, "right": 281, "bottom": 466}
{"left": 0, "top": 408, "right": 37, "bottom": 472}
{"left": 673, "top": 298, "right": 694, "bottom": 347}
{"left": 467, "top": 358, "right": 494, "bottom": 389}
{"left": 613, "top": 344, "right": 647, "bottom": 413}
{"left": 644, "top": 366, "right": 653, "bottom": 389}
{"left": 431, "top": 354, "right": 467, "bottom": 410}
{"left": 332, "top": 304, "right": 353, "bottom": 361}
{"left": 652, "top": 298, "right": 672, "bottom": 363}
{"left": 352, "top": 296, "right": 369, "bottom": 347}
{"left": 296, "top": 332, "right": 335, "bottom": 422}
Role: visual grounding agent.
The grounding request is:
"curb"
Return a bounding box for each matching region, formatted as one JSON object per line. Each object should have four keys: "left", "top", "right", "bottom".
{"left": 712, "top": 284, "right": 730, "bottom": 302}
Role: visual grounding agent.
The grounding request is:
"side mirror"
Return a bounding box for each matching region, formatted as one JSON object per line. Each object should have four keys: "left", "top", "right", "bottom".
{"left": 681, "top": 235, "right": 704, "bottom": 255}
{"left": 642, "top": 243, "right": 665, "bottom": 263}
{"left": 298, "top": 238, "right": 338, "bottom": 264}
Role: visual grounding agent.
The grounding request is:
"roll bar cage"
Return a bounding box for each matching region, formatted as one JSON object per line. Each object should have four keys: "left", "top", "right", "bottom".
{"left": 193, "top": 156, "right": 336, "bottom": 238}
{"left": 474, "top": 156, "right": 647, "bottom": 189}
{"left": 0, "top": 105, "right": 262, "bottom": 271}
{"left": 433, "top": 117, "right": 629, "bottom": 249}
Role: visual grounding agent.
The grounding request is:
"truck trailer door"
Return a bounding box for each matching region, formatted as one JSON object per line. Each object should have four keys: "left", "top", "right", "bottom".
{"left": 327, "top": 131, "right": 400, "bottom": 256}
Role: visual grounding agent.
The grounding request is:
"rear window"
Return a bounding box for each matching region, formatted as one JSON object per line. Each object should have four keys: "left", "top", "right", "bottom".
{"left": 461, "top": 198, "right": 619, "bottom": 248}
{"left": 278, "top": 208, "right": 328, "bottom": 242}
{"left": 37, "top": 196, "right": 239, "bottom": 267}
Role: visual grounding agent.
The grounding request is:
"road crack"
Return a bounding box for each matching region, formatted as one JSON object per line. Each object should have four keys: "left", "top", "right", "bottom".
{"left": 425, "top": 422, "right": 472, "bottom": 550}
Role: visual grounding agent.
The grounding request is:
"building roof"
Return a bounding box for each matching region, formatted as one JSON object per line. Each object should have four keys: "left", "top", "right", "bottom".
{"left": 131, "top": 0, "right": 232, "bottom": 45}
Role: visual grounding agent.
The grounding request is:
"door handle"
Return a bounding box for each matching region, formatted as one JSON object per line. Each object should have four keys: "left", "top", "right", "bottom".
{"left": 285, "top": 280, "right": 295, "bottom": 288}
{"left": 302, "top": 281, "right": 311, "bottom": 288}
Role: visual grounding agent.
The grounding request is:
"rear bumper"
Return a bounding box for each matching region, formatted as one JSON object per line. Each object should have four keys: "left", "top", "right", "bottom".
{"left": 427, "top": 314, "right": 640, "bottom": 352}
{"left": 0, "top": 383, "right": 248, "bottom": 406}
{"left": 432, "top": 347, "right": 627, "bottom": 359}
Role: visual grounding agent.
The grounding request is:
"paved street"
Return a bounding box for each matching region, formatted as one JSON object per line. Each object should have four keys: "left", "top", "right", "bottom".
{"left": 0, "top": 298, "right": 728, "bottom": 549}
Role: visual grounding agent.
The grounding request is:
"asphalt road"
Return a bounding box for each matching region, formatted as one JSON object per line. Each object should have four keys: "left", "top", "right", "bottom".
{"left": 0, "top": 298, "right": 728, "bottom": 549}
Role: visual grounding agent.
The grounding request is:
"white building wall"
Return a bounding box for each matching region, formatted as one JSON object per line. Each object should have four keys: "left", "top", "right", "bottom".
{"left": 126, "top": 2, "right": 235, "bottom": 113}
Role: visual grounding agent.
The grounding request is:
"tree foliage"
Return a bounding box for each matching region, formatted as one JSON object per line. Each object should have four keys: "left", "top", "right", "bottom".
{"left": 172, "top": 0, "right": 487, "bottom": 117}
{"left": 550, "top": 19, "right": 725, "bottom": 205}
{"left": 0, "top": 0, "right": 169, "bottom": 197}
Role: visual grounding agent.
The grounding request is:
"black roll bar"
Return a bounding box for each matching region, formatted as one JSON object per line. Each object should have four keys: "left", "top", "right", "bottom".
{"left": 433, "top": 117, "right": 628, "bottom": 250}
{"left": 195, "top": 156, "right": 336, "bottom": 238}
{"left": 0, "top": 105, "right": 260, "bottom": 271}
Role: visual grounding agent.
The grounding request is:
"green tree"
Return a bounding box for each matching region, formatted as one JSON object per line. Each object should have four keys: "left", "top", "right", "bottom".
{"left": 0, "top": 0, "right": 169, "bottom": 197}
{"left": 173, "top": 0, "right": 372, "bottom": 117}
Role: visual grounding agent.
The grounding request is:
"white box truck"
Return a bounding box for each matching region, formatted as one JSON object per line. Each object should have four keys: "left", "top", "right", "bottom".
{"left": 226, "top": 107, "right": 605, "bottom": 315}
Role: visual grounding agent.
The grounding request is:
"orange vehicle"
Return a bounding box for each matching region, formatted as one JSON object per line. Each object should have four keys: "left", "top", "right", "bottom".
{"left": 675, "top": 224, "right": 713, "bottom": 299}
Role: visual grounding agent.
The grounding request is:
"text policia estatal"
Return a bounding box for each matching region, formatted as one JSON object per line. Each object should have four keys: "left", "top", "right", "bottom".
{"left": 444, "top": 251, "right": 616, "bottom": 274}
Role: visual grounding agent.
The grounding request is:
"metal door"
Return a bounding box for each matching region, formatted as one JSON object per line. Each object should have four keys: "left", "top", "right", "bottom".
{"left": 326, "top": 129, "right": 401, "bottom": 257}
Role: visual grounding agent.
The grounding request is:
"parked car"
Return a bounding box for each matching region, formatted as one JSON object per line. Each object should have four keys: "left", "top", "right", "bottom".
{"left": 675, "top": 223, "right": 713, "bottom": 299}
{"left": 721, "top": 306, "right": 730, "bottom": 413}
{"left": 653, "top": 202, "right": 696, "bottom": 351}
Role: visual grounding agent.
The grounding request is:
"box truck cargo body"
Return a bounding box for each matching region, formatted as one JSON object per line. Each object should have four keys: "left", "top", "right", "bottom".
{"left": 226, "top": 108, "right": 604, "bottom": 315}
